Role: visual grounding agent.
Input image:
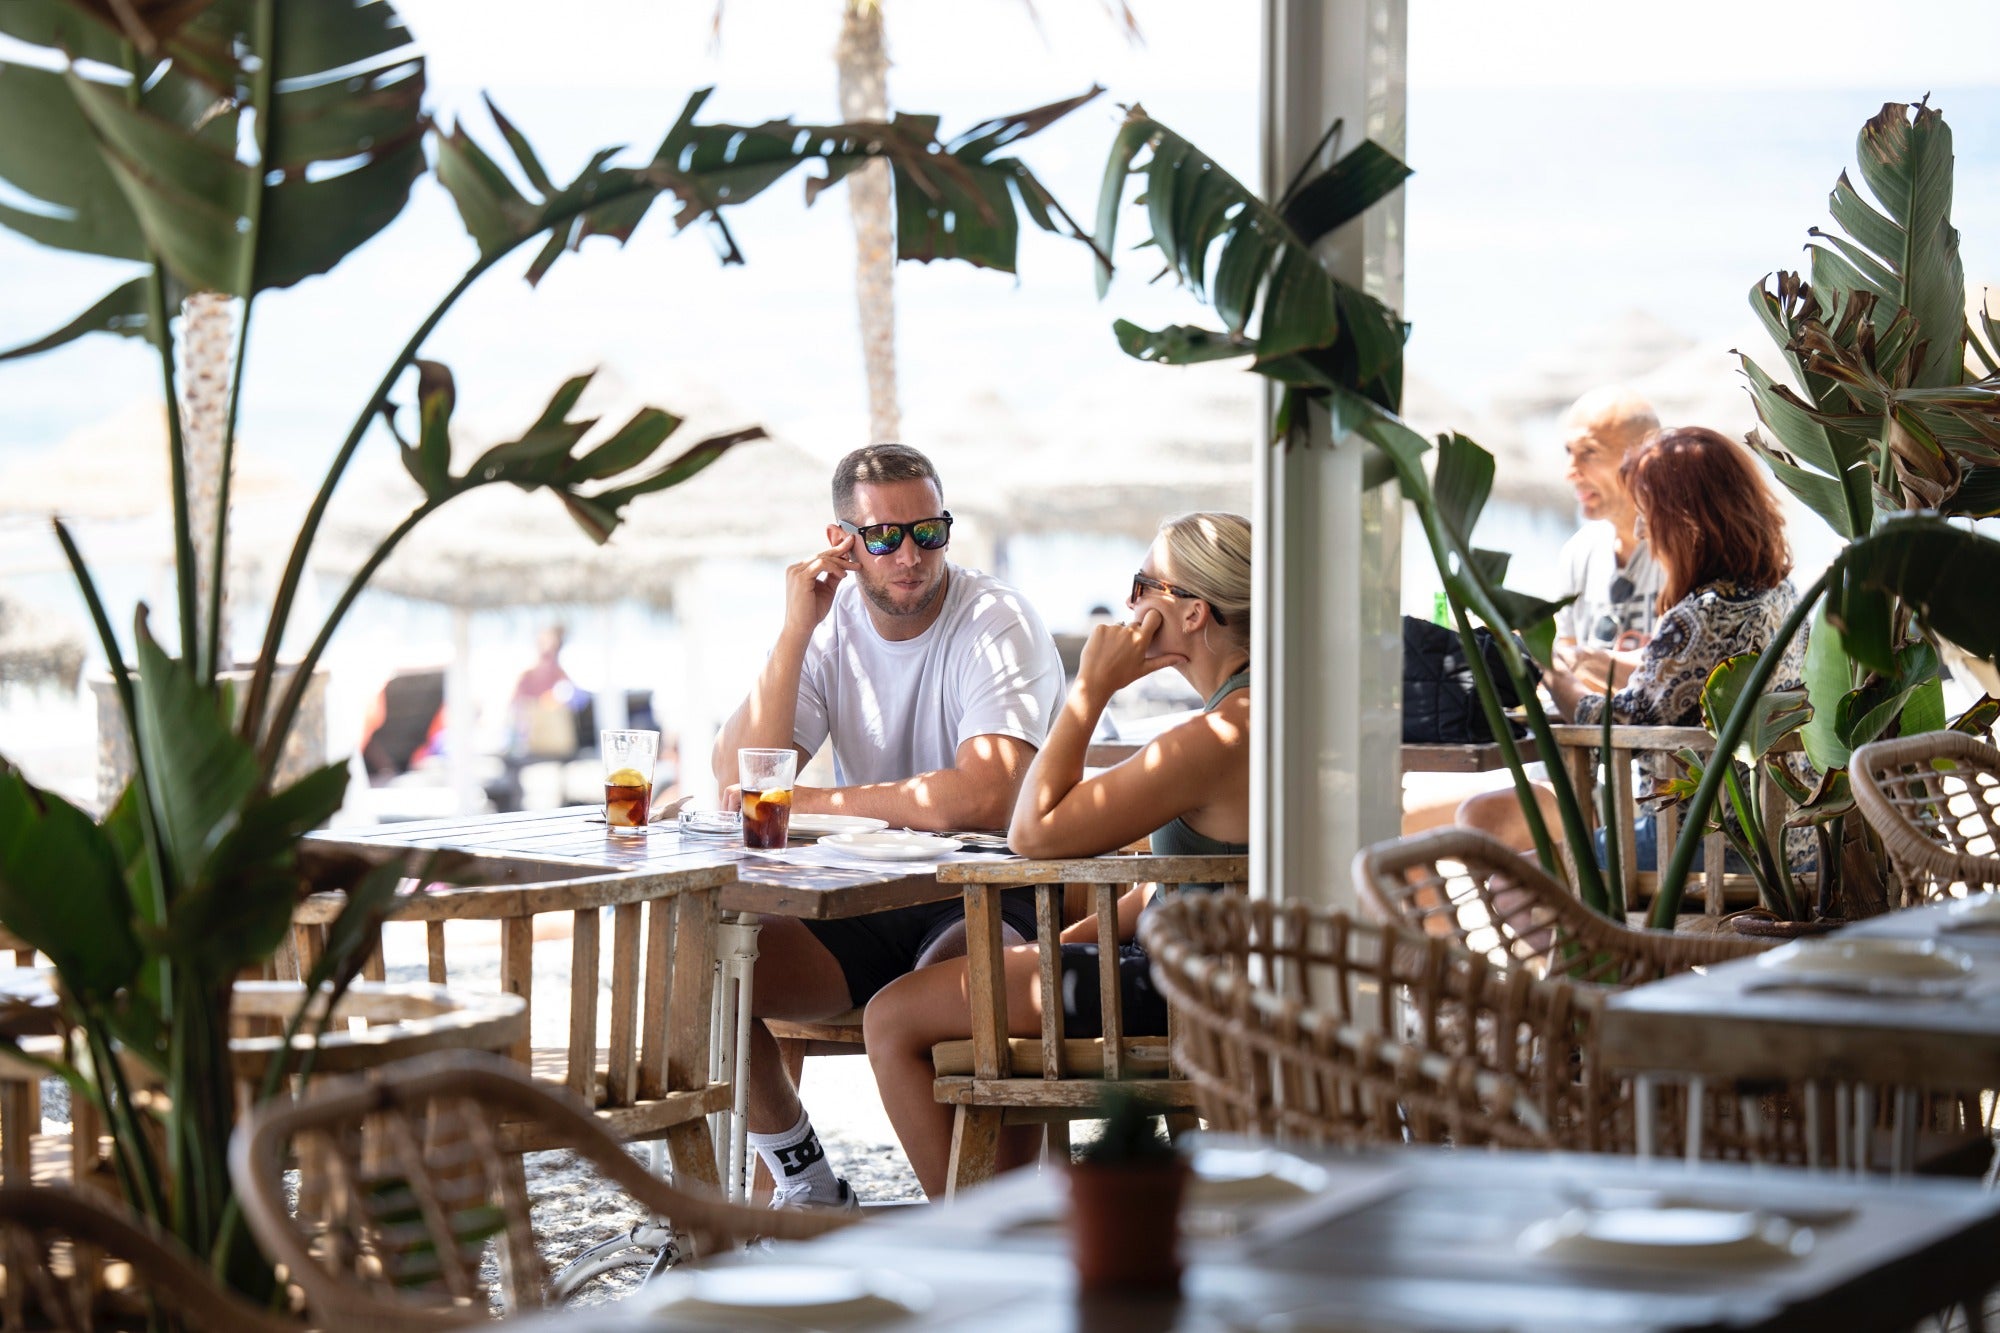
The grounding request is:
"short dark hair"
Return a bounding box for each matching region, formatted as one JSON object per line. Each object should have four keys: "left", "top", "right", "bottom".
{"left": 832, "top": 444, "right": 942, "bottom": 519}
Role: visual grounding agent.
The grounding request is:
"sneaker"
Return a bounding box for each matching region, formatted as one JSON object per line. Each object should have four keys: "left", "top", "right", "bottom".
{"left": 769, "top": 1176, "right": 861, "bottom": 1212}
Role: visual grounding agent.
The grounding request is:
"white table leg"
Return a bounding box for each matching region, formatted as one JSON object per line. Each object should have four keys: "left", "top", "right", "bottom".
{"left": 1635, "top": 1075, "right": 1656, "bottom": 1161}
{"left": 713, "top": 912, "right": 763, "bottom": 1203}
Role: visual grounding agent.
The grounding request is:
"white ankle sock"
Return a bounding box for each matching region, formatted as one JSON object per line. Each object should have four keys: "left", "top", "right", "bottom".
{"left": 748, "top": 1109, "right": 838, "bottom": 1197}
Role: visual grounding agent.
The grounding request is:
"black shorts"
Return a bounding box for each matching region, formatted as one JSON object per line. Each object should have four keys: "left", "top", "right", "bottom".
{"left": 1057, "top": 941, "right": 1168, "bottom": 1039}
{"left": 804, "top": 889, "right": 1039, "bottom": 1007}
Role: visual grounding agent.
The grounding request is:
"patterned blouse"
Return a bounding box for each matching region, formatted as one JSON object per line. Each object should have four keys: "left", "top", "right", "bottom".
{"left": 1574, "top": 578, "right": 1806, "bottom": 797}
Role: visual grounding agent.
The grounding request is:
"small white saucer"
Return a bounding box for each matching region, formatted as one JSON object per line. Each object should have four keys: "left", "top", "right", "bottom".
{"left": 820, "top": 830, "right": 963, "bottom": 861}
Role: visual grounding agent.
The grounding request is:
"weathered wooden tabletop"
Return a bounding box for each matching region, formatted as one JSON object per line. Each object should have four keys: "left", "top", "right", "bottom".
{"left": 1601, "top": 897, "right": 2000, "bottom": 1088}
{"left": 307, "top": 807, "right": 963, "bottom": 920}
{"left": 497, "top": 1144, "right": 2000, "bottom": 1332}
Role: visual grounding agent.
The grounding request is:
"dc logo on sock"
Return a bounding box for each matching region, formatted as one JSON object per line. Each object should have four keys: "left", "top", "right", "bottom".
{"left": 776, "top": 1136, "right": 826, "bottom": 1177}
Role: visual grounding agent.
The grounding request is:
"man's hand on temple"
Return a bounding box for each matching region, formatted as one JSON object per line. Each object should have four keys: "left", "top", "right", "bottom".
{"left": 784, "top": 535, "right": 857, "bottom": 635}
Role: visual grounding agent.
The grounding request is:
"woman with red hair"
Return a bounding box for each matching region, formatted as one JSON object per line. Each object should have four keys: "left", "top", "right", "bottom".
{"left": 1542, "top": 426, "right": 1806, "bottom": 868}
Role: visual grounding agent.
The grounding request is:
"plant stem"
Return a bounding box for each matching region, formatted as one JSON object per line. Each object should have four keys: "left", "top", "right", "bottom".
{"left": 1599, "top": 697, "right": 1624, "bottom": 920}
{"left": 1650, "top": 564, "right": 1835, "bottom": 927}
{"left": 204, "top": 0, "right": 277, "bottom": 688}
{"left": 239, "top": 260, "right": 490, "bottom": 751}
{"left": 256, "top": 502, "right": 437, "bottom": 779}
{"left": 1449, "top": 604, "right": 1560, "bottom": 876}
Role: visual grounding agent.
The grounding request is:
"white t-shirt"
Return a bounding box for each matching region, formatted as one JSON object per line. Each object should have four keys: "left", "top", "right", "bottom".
{"left": 1554, "top": 522, "right": 1664, "bottom": 649}
{"left": 793, "top": 565, "right": 1066, "bottom": 786}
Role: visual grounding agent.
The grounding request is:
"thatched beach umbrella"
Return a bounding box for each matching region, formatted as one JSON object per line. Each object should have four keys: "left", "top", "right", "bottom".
{"left": 0, "top": 596, "right": 84, "bottom": 692}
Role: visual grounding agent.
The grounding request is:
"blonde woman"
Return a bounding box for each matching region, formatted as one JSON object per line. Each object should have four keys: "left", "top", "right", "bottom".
{"left": 862, "top": 513, "right": 1251, "bottom": 1198}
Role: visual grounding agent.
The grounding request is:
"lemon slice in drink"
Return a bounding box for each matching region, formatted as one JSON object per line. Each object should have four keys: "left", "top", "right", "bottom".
{"left": 607, "top": 767, "right": 648, "bottom": 787}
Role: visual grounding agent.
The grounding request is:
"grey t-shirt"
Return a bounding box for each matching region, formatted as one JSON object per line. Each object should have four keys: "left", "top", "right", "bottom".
{"left": 1554, "top": 522, "right": 1664, "bottom": 649}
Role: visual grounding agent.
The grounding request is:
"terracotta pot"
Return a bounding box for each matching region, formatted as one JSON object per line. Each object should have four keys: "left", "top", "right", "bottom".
{"left": 1065, "top": 1157, "right": 1190, "bottom": 1294}
{"left": 1725, "top": 910, "right": 1847, "bottom": 940}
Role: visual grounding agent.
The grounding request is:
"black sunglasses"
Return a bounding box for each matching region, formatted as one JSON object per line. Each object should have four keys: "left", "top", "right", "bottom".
{"left": 838, "top": 511, "right": 953, "bottom": 556}
{"left": 1130, "top": 571, "right": 1227, "bottom": 626}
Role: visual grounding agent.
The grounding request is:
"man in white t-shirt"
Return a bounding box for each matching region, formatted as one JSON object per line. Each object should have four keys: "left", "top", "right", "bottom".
{"left": 1459, "top": 386, "right": 1665, "bottom": 851}
{"left": 1552, "top": 386, "right": 1666, "bottom": 690}
{"left": 711, "top": 443, "right": 1064, "bottom": 1209}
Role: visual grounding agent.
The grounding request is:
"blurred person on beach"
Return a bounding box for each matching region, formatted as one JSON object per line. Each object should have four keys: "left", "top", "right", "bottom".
{"left": 1466, "top": 428, "right": 1802, "bottom": 865}
{"left": 712, "top": 442, "right": 1065, "bottom": 1209}
{"left": 1455, "top": 386, "right": 1664, "bottom": 849}
{"left": 862, "top": 512, "right": 1250, "bottom": 1198}
{"left": 509, "top": 624, "right": 580, "bottom": 760}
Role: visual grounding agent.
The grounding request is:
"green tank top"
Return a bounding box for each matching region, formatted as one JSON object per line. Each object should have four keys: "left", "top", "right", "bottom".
{"left": 1147, "top": 667, "right": 1249, "bottom": 890}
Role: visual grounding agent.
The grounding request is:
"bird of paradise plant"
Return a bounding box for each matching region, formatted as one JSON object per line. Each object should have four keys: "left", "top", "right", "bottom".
{"left": 0, "top": 0, "right": 1097, "bottom": 1295}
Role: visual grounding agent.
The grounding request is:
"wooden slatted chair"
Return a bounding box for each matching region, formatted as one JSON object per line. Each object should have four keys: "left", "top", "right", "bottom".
{"left": 231, "top": 1051, "right": 855, "bottom": 1332}
{"left": 1353, "top": 827, "right": 1769, "bottom": 985}
{"left": 932, "top": 855, "right": 1248, "bottom": 1197}
{"left": 287, "top": 860, "right": 733, "bottom": 1187}
{"left": 0, "top": 1184, "right": 296, "bottom": 1333}
{"left": 1852, "top": 731, "right": 2000, "bottom": 905}
{"left": 1543, "top": 723, "right": 1812, "bottom": 917}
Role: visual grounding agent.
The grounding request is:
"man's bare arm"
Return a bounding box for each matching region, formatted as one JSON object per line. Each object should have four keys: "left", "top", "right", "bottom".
{"left": 790, "top": 733, "right": 1037, "bottom": 831}
{"left": 712, "top": 538, "right": 855, "bottom": 787}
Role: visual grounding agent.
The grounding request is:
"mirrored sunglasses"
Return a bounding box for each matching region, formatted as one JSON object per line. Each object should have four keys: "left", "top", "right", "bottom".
{"left": 839, "top": 511, "right": 953, "bottom": 556}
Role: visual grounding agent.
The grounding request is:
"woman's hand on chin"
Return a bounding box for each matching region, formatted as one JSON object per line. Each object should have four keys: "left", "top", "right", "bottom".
{"left": 1078, "top": 608, "right": 1189, "bottom": 696}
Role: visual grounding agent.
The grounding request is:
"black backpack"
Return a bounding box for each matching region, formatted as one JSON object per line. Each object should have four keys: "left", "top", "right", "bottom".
{"left": 1400, "top": 615, "right": 1538, "bottom": 744}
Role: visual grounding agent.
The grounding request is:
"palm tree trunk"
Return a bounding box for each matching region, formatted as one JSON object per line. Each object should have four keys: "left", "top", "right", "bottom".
{"left": 180, "top": 291, "right": 235, "bottom": 665}
{"left": 835, "top": 0, "right": 899, "bottom": 444}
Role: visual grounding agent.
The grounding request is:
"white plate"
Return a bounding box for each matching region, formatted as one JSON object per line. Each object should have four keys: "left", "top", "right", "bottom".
{"left": 1755, "top": 936, "right": 1974, "bottom": 982}
{"left": 1190, "top": 1147, "right": 1329, "bottom": 1206}
{"left": 787, "top": 813, "right": 891, "bottom": 838}
{"left": 1945, "top": 894, "right": 2000, "bottom": 931}
{"left": 819, "top": 830, "right": 963, "bottom": 861}
{"left": 1519, "top": 1206, "right": 1812, "bottom": 1267}
{"left": 647, "top": 1265, "right": 931, "bottom": 1324}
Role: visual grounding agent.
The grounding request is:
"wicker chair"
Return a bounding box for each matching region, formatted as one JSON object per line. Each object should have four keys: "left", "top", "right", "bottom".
{"left": 0, "top": 1184, "right": 296, "bottom": 1333}
{"left": 230, "top": 1051, "right": 855, "bottom": 1332}
{"left": 1852, "top": 731, "right": 2000, "bottom": 904}
{"left": 1140, "top": 896, "right": 1634, "bottom": 1152}
{"left": 1352, "top": 827, "right": 1770, "bottom": 985}
{"left": 1140, "top": 895, "right": 1821, "bottom": 1161}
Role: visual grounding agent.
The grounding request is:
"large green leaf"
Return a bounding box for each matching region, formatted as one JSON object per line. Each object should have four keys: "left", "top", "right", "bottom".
{"left": 131, "top": 616, "right": 258, "bottom": 892}
{"left": 1827, "top": 517, "right": 2000, "bottom": 673}
{"left": 0, "top": 764, "right": 139, "bottom": 1000}
{"left": 449, "top": 87, "right": 1100, "bottom": 288}
{"left": 1094, "top": 108, "right": 1405, "bottom": 406}
{"left": 162, "top": 760, "right": 351, "bottom": 977}
{"left": 0, "top": 276, "right": 155, "bottom": 361}
{"left": 0, "top": 63, "right": 149, "bottom": 260}
{"left": 1845, "top": 101, "right": 1965, "bottom": 389}
{"left": 1699, "top": 655, "right": 1811, "bottom": 762}
{"left": 1278, "top": 138, "right": 1411, "bottom": 247}
{"left": 0, "top": 0, "right": 426, "bottom": 334}
{"left": 1799, "top": 601, "right": 1854, "bottom": 770}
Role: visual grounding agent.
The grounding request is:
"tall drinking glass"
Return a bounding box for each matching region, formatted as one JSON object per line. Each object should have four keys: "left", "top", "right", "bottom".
{"left": 601, "top": 730, "right": 659, "bottom": 837}
{"left": 738, "top": 748, "right": 797, "bottom": 849}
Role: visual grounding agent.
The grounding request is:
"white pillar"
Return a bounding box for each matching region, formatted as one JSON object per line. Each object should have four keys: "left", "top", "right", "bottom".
{"left": 1252, "top": 0, "right": 1407, "bottom": 910}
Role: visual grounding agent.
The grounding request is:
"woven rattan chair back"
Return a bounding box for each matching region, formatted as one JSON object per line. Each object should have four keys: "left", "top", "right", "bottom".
{"left": 0, "top": 1184, "right": 296, "bottom": 1333}
{"left": 1852, "top": 732, "right": 2000, "bottom": 904}
{"left": 1353, "top": 828, "right": 1770, "bottom": 985}
{"left": 230, "top": 1051, "right": 853, "bottom": 1332}
{"left": 1139, "top": 896, "right": 1618, "bottom": 1152}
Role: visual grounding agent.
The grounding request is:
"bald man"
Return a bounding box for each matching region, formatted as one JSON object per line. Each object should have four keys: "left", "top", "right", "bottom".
{"left": 1552, "top": 387, "right": 1664, "bottom": 693}
{"left": 1457, "top": 387, "right": 1667, "bottom": 853}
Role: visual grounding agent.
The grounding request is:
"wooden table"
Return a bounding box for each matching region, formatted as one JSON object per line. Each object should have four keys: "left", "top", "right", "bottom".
{"left": 1601, "top": 897, "right": 2000, "bottom": 1169}
{"left": 305, "top": 808, "right": 970, "bottom": 1201}
{"left": 504, "top": 1144, "right": 2000, "bottom": 1331}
